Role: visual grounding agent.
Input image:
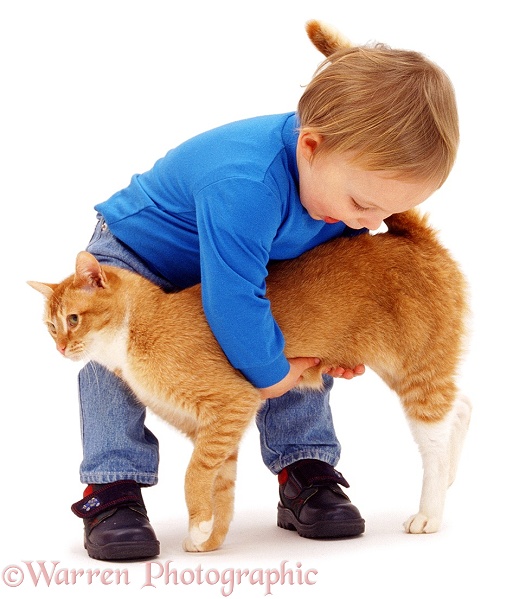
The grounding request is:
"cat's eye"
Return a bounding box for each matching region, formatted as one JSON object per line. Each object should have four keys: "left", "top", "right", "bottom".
{"left": 67, "top": 314, "right": 79, "bottom": 328}
{"left": 47, "top": 322, "right": 57, "bottom": 335}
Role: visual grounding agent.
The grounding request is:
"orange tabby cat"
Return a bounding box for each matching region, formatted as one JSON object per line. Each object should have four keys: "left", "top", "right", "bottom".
{"left": 29, "top": 209, "right": 471, "bottom": 552}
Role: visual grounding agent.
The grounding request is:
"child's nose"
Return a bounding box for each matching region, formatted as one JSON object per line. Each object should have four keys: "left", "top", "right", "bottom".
{"left": 360, "top": 215, "right": 384, "bottom": 230}
{"left": 359, "top": 209, "right": 392, "bottom": 231}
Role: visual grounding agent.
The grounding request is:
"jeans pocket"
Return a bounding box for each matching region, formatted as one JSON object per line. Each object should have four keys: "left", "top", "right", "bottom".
{"left": 86, "top": 213, "right": 105, "bottom": 247}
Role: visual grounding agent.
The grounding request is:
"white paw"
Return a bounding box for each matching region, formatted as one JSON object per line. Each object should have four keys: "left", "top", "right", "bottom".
{"left": 182, "top": 537, "right": 201, "bottom": 552}
{"left": 182, "top": 517, "right": 214, "bottom": 552}
{"left": 403, "top": 512, "right": 441, "bottom": 534}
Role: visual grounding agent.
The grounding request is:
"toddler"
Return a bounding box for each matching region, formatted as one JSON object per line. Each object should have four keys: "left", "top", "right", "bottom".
{"left": 73, "top": 23, "right": 458, "bottom": 560}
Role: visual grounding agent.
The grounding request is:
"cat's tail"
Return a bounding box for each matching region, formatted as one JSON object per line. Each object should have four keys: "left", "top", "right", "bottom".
{"left": 306, "top": 20, "right": 352, "bottom": 57}
{"left": 384, "top": 209, "right": 434, "bottom": 240}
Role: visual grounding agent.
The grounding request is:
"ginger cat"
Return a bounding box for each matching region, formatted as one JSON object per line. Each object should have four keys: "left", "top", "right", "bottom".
{"left": 29, "top": 209, "right": 471, "bottom": 552}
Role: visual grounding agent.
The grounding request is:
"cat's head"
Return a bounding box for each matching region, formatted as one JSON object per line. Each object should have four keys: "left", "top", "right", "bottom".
{"left": 28, "top": 252, "right": 120, "bottom": 361}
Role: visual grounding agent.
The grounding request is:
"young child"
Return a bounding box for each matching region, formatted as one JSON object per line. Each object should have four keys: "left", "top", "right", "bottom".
{"left": 73, "top": 23, "right": 459, "bottom": 560}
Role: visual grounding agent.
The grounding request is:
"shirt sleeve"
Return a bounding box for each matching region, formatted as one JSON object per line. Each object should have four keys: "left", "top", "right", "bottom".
{"left": 195, "top": 177, "right": 291, "bottom": 388}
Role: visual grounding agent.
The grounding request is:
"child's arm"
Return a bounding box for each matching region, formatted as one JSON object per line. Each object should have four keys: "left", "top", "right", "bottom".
{"left": 259, "top": 362, "right": 366, "bottom": 400}
{"left": 196, "top": 180, "right": 365, "bottom": 394}
{"left": 258, "top": 357, "right": 320, "bottom": 400}
{"left": 196, "top": 181, "right": 291, "bottom": 389}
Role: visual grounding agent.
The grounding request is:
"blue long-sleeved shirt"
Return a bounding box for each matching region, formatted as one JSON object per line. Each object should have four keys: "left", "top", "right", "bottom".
{"left": 95, "top": 113, "right": 351, "bottom": 388}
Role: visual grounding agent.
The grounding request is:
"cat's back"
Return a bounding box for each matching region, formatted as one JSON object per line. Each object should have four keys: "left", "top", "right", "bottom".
{"left": 266, "top": 209, "right": 467, "bottom": 359}
{"left": 267, "top": 209, "right": 463, "bottom": 300}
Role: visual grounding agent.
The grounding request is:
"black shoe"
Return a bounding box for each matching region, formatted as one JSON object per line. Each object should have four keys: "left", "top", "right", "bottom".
{"left": 71, "top": 480, "right": 160, "bottom": 561}
{"left": 277, "top": 459, "right": 365, "bottom": 538}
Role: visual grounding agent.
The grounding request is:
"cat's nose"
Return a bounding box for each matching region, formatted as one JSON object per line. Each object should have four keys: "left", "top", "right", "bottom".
{"left": 57, "top": 344, "right": 67, "bottom": 355}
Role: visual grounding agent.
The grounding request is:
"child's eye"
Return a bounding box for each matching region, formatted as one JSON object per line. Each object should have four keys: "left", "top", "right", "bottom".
{"left": 351, "top": 198, "right": 367, "bottom": 212}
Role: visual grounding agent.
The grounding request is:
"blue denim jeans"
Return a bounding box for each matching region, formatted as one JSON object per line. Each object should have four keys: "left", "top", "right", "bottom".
{"left": 78, "top": 216, "right": 341, "bottom": 484}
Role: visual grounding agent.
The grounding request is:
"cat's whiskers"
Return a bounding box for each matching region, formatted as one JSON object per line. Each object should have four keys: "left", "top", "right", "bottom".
{"left": 77, "top": 351, "right": 103, "bottom": 398}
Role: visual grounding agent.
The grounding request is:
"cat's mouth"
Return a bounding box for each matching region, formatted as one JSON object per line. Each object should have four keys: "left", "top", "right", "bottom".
{"left": 59, "top": 345, "right": 85, "bottom": 362}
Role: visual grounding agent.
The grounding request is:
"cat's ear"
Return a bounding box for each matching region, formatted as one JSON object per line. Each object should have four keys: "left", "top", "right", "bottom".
{"left": 74, "top": 251, "right": 109, "bottom": 290}
{"left": 27, "top": 281, "right": 57, "bottom": 299}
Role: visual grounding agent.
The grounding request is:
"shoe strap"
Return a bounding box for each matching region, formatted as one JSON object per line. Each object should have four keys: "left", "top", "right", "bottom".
{"left": 71, "top": 480, "right": 144, "bottom": 519}
{"left": 286, "top": 459, "right": 350, "bottom": 490}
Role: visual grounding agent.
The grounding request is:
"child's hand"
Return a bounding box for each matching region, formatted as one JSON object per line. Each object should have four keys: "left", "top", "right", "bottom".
{"left": 258, "top": 357, "right": 320, "bottom": 400}
{"left": 324, "top": 364, "right": 365, "bottom": 380}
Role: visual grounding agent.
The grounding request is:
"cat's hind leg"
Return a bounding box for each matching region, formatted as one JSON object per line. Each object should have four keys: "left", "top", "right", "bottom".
{"left": 447, "top": 394, "right": 472, "bottom": 487}
{"left": 403, "top": 392, "right": 471, "bottom": 533}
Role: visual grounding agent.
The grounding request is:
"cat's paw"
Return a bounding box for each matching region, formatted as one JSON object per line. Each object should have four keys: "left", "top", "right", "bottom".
{"left": 182, "top": 517, "right": 214, "bottom": 552}
{"left": 403, "top": 512, "right": 441, "bottom": 534}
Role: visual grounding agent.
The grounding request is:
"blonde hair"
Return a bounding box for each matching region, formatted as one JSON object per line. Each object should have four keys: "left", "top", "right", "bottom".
{"left": 297, "top": 45, "right": 459, "bottom": 187}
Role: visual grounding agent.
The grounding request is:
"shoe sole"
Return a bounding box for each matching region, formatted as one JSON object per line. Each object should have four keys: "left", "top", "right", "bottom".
{"left": 85, "top": 538, "right": 160, "bottom": 561}
{"left": 277, "top": 505, "right": 365, "bottom": 539}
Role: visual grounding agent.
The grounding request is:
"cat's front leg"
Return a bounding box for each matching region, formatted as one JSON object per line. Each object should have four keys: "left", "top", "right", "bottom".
{"left": 182, "top": 451, "right": 217, "bottom": 552}
{"left": 182, "top": 453, "right": 238, "bottom": 553}
{"left": 182, "top": 434, "right": 241, "bottom": 552}
{"left": 180, "top": 391, "right": 259, "bottom": 552}
{"left": 183, "top": 517, "right": 215, "bottom": 552}
{"left": 404, "top": 394, "right": 471, "bottom": 534}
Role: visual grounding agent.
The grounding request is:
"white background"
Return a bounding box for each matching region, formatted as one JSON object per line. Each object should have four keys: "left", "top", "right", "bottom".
{"left": 1, "top": 1, "right": 512, "bottom": 597}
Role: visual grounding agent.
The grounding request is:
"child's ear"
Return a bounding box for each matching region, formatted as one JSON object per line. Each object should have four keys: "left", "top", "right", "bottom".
{"left": 298, "top": 130, "right": 323, "bottom": 162}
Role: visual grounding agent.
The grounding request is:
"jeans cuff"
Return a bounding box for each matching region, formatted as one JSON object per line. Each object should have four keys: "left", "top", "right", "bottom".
{"left": 267, "top": 451, "right": 340, "bottom": 475}
{"left": 79, "top": 473, "right": 158, "bottom": 486}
